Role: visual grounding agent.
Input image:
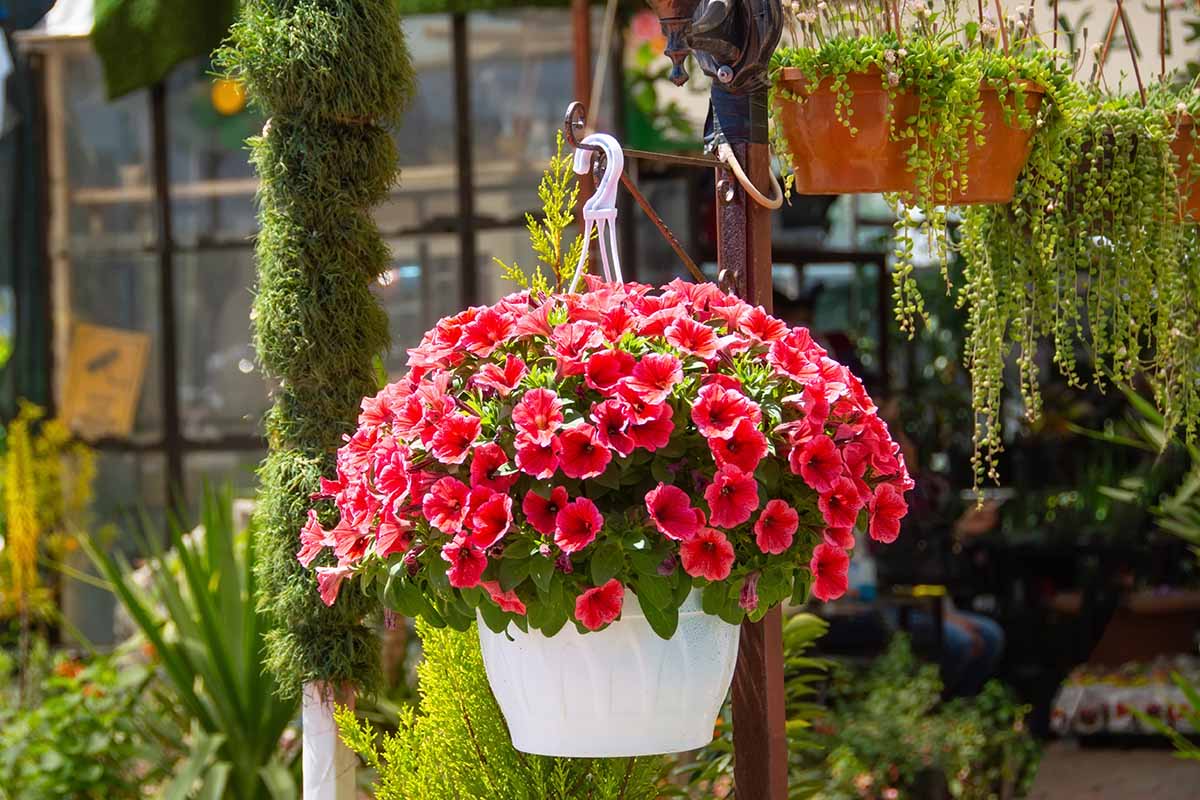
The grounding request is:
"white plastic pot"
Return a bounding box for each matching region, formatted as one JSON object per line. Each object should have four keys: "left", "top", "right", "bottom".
{"left": 476, "top": 588, "right": 740, "bottom": 757}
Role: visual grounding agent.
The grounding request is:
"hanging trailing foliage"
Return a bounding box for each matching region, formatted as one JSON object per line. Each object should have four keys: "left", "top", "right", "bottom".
{"left": 215, "top": 0, "right": 415, "bottom": 693}
{"left": 960, "top": 82, "right": 1200, "bottom": 484}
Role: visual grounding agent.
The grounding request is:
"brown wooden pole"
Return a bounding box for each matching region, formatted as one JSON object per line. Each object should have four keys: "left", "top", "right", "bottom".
{"left": 571, "top": 0, "right": 594, "bottom": 212}
{"left": 715, "top": 89, "right": 789, "bottom": 800}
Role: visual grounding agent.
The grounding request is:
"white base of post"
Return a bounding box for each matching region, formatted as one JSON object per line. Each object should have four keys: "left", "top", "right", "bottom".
{"left": 302, "top": 681, "right": 356, "bottom": 800}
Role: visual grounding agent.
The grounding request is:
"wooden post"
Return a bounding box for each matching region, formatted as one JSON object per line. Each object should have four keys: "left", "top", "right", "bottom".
{"left": 572, "top": 0, "right": 594, "bottom": 211}
{"left": 714, "top": 88, "right": 789, "bottom": 800}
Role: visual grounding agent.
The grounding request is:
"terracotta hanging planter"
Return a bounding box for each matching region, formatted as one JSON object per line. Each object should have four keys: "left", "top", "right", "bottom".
{"left": 773, "top": 67, "right": 1045, "bottom": 203}
{"left": 1171, "top": 113, "right": 1199, "bottom": 221}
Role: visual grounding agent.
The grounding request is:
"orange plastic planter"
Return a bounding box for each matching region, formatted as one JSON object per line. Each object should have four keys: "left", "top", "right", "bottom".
{"left": 774, "top": 67, "right": 1045, "bottom": 203}
{"left": 1172, "top": 114, "right": 1199, "bottom": 221}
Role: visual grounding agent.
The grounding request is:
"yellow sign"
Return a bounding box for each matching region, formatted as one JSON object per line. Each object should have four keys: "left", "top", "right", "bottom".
{"left": 61, "top": 323, "right": 150, "bottom": 440}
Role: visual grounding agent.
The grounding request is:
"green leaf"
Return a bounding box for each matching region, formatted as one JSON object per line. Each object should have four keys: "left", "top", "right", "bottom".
{"left": 478, "top": 601, "right": 511, "bottom": 634}
{"left": 530, "top": 555, "right": 555, "bottom": 593}
{"left": 590, "top": 544, "right": 625, "bottom": 585}
{"left": 701, "top": 581, "right": 726, "bottom": 615}
{"left": 641, "top": 600, "right": 679, "bottom": 639}
{"left": 634, "top": 575, "right": 673, "bottom": 610}
{"left": 498, "top": 554, "right": 531, "bottom": 592}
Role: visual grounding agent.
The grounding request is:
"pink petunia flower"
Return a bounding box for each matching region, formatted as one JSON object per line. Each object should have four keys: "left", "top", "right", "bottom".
{"left": 514, "top": 433, "right": 562, "bottom": 479}
{"left": 710, "top": 418, "right": 769, "bottom": 474}
{"left": 753, "top": 499, "right": 799, "bottom": 555}
{"left": 481, "top": 580, "right": 527, "bottom": 615}
{"left": 376, "top": 517, "right": 413, "bottom": 559}
{"left": 298, "top": 509, "right": 331, "bottom": 567}
{"left": 469, "top": 442, "right": 519, "bottom": 493}
{"left": 590, "top": 399, "right": 636, "bottom": 457}
{"left": 316, "top": 565, "right": 352, "bottom": 606}
{"left": 624, "top": 353, "right": 683, "bottom": 404}
{"left": 585, "top": 349, "right": 636, "bottom": 394}
{"left": 792, "top": 435, "right": 844, "bottom": 494}
{"left": 430, "top": 413, "right": 481, "bottom": 465}
{"left": 558, "top": 424, "right": 612, "bottom": 479}
{"left": 738, "top": 306, "right": 788, "bottom": 342}
{"left": 575, "top": 578, "right": 624, "bottom": 631}
{"left": 868, "top": 483, "right": 908, "bottom": 543}
{"left": 462, "top": 306, "right": 515, "bottom": 357}
{"left": 691, "top": 383, "right": 762, "bottom": 440}
{"left": 818, "top": 476, "right": 864, "bottom": 530}
{"left": 474, "top": 354, "right": 527, "bottom": 396}
{"left": 809, "top": 543, "right": 849, "bottom": 601}
{"left": 627, "top": 402, "right": 675, "bottom": 451}
{"left": 665, "top": 317, "right": 718, "bottom": 359}
{"left": 442, "top": 540, "right": 488, "bottom": 588}
{"left": 680, "top": 528, "right": 736, "bottom": 581}
{"left": 522, "top": 486, "right": 569, "bottom": 536}
{"left": 468, "top": 491, "right": 513, "bottom": 549}
{"left": 512, "top": 388, "right": 564, "bottom": 446}
{"left": 554, "top": 497, "right": 604, "bottom": 553}
{"left": 422, "top": 476, "right": 471, "bottom": 533}
{"left": 645, "top": 483, "right": 704, "bottom": 541}
{"left": 704, "top": 464, "right": 760, "bottom": 528}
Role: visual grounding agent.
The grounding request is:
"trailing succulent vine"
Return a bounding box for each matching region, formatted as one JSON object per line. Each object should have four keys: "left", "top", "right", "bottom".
{"left": 216, "top": 0, "right": 415, "bottom": 693}
{"left": 769, "top": 0, "right": 1200, "bottom": 485}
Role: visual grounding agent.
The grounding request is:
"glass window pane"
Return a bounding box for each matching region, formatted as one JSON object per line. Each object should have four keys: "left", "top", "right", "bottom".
{"left": 174, "top": 249, "right": 270, "bottom": 440}
{"left": 376, "top": 234, "right": 461, "bottom": 377}
{"left": 184, "top": 450, "right": 265, "bottom": 503}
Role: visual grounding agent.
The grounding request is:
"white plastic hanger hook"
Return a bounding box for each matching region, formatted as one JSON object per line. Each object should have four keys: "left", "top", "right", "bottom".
{"left": 569, "top": 133, "right": 625, "bottom": 293}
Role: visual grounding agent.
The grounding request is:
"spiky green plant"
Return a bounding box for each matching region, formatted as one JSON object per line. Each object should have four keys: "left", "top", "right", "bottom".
{"left": 215, "top": 0, "right": 415, "bottom": 693}
{"left": 336, "top": 620, "right": 666, "bottom": 800}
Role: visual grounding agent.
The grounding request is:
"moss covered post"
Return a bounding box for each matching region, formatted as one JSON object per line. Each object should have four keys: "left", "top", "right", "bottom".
{"left": 218, "top": 2, "right": 413, "bottom": 796}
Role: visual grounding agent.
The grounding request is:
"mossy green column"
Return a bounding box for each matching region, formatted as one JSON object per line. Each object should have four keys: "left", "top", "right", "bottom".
{"left": 218, "top": 0, "right": 414, "bottom": 695}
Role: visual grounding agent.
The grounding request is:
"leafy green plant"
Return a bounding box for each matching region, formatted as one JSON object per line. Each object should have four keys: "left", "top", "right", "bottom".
{"left": 803, "top": 635, "right": 1040, "bottom": 800}
{"left": 336, "top": 618, "right": 666, "bottom": 800}
{"left": 493, "top": 131, "right": 586, "bottom": 295}
{"left": 0, "top": 651, "right": 156, "bottom": 800}
{"left": 84, "top": 490, "right": 300, "bottom": 800}
{"left": 673, "top": 612, "right": 831, "bottom": 799}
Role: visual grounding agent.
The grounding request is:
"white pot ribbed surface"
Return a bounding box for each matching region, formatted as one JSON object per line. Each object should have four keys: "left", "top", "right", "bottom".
{"left": 477, "top": 588, "right": 740, "bottom": 757}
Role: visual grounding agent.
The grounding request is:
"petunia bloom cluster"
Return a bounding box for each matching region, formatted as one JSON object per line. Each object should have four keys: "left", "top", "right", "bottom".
{"left": 298, "top": 278, "right": 912, "bottom": 637}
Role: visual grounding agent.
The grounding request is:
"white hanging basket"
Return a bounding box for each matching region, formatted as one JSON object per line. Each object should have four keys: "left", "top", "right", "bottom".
{"left": 477, "top": 588, "right": 740, "bottom": 757}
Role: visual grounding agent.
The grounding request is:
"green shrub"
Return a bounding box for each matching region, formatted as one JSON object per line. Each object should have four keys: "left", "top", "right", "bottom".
{"left": 336, "top": 619, "right": 666, "bottom": 800}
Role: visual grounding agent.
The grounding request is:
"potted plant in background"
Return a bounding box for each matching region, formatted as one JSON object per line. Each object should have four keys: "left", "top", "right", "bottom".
{"left": 296, "top": 144, "right": 912, "bottom": 758}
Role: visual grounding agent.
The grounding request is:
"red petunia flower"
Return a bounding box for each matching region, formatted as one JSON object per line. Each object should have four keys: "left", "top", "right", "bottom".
{"left": 430, "top": 413, "right": 481, "bottom": 465}
{"left": 792, "top": 435, "right": 844, "bottom": 494}
{"left": 691, "top": 384, "right": 761, "bottom": 440}
{"left": 624, "top": 353, "right": 683, "bottom": 404}
{"left": 469, "top": 442, "right": 518, "bottom": 493}
{"left": 551, "top": 321, "right": 603, "bottom": 376}
{"left": 481, "top": 580, "right": 527, "bottom": 614}
{"left": 645, "top": 483, "right": 704, "bottom": 541}
{"left": 704, "top": 464, "right": 760, "bottom": 528}
{"left": 474, "top": 354, "right": 527, "bottom": 396}
{"left": 585, "top": 349, "right": 636, "bottom": 394}
{"left": 868, "top": 483, "right": 908, "bottom": 543}
{"left": 710, "top": 418, "right": 769, "bottom": 473}
{"left": 559, "top": 424, "right": 612, "bottom": 479}
{"left": 468, "top": 491, "right": 513, "bottom": 549}
{"left": 422, "top": 476, "right": 471, "bottom": 534}
{"left": 512, "top": 388, "right": 564, "bottom": 446}
{"left": 818, "top": 476, "right": 864, "bottom": 530}
{"left": 462, "top": 306, "right": 515, "bottom": 357}
{"left": 680, "top": 528, "right": 736, "bottom": 581}
{"left": 442, "top": 540, "right": 488, "bottom": 588}
{"left": 554, "top": 497, "right": 604, "bottom": 553}
{"left": 753, "top": 499, "right": 799, "bottom": 555}
{"left": 665, "top": 317, "right": 719, "bottom": 359}
{"left": 298, "top": 510, "right": 331, "bottom": 568}
{"left": 316, "top": 565, "right": 352, "bottom": 606}
{"left": 823, "top": 526, "right": 856, "bottom": 549}
{"left": 738, "top": 306, "right": 788, "bottom": 342}
{"left": 628, "top": 402, "right": 675, "bottom": 451}
{"left": 600, "top": 306, "right": 637, "bottom": 340}
{"left": 590, "top": 399, "right": 636, "bottom": 457}
{"left": 809, "top": 543, "right": 849, "bottom": 601}
{"left": 575, "top": 578, "right": 624, "bottom": 631}
{"left": 376, "top": 517, "right": 413, "bottom": 559}
{"left": 514, "top": 433, "right": 562, "bottom": 479}
{"left": 522, "top": 486, "right": 569, "bottom": 536}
